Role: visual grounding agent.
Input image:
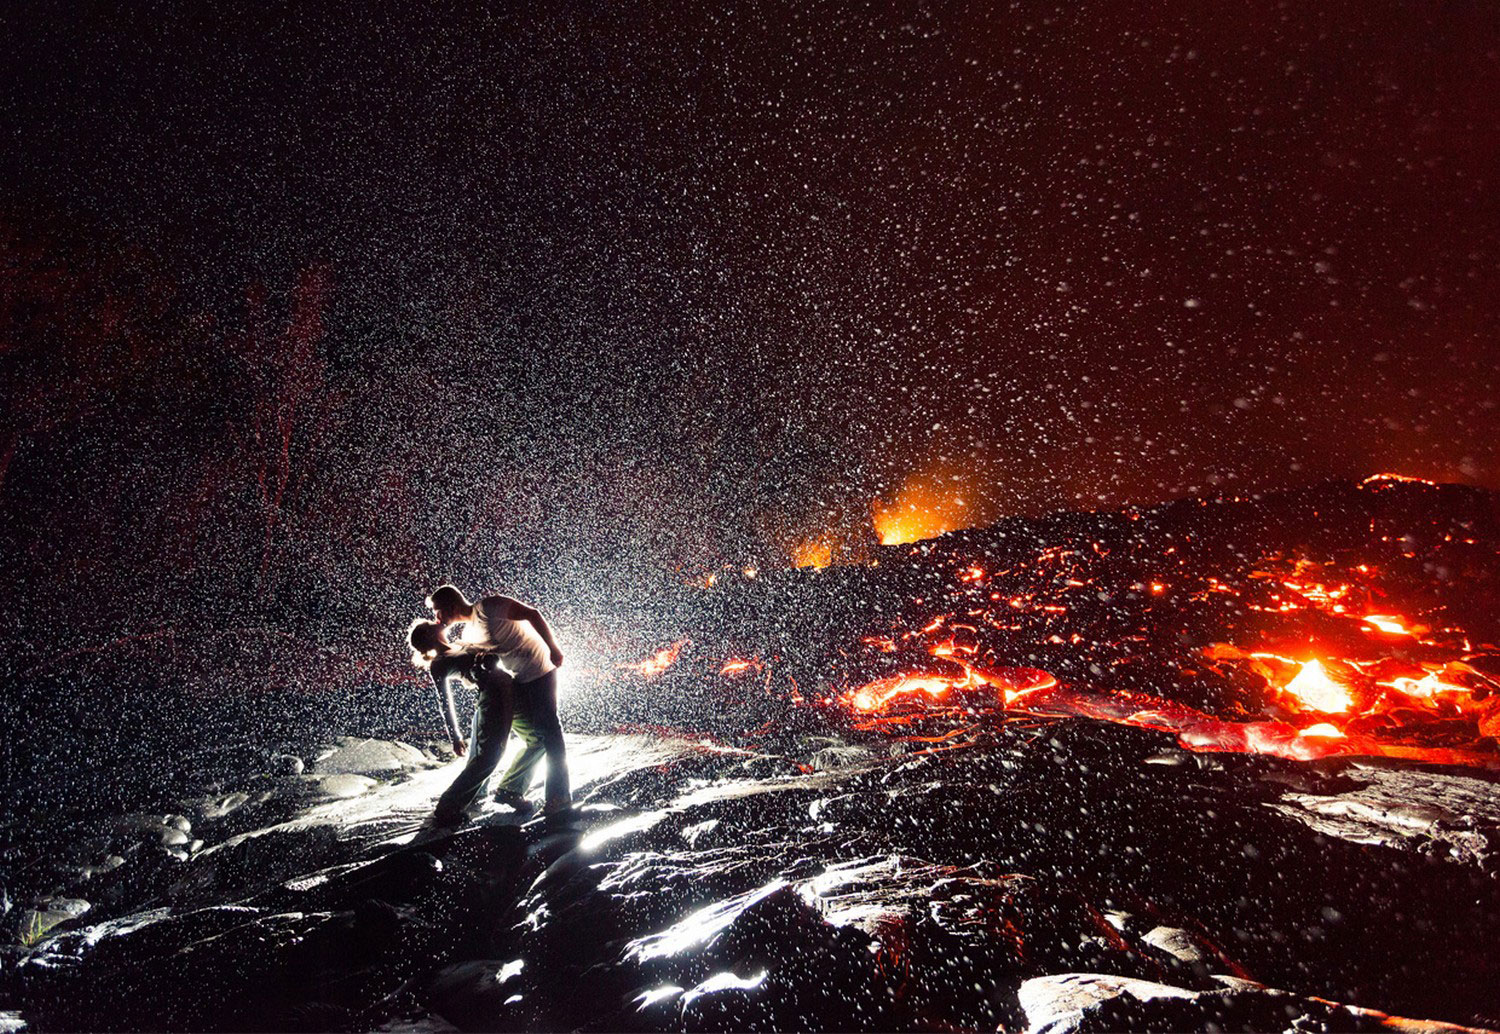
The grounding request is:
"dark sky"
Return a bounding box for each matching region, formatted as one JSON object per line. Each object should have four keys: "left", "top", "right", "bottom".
{"left": 7, "top": 1, "right": 1499, "bottom": 568}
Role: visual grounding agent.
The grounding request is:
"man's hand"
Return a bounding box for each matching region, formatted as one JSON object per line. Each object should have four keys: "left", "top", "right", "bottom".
{"left": 451, "top": 737, "right": 468, "bottom": 758}
{"left": 550, "top": 646, "right": 564, "bottom": 667}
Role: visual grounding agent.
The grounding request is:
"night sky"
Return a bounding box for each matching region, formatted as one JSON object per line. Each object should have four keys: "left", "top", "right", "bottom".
{"left": 6, "top": 1, "right": 1499, "bottom": 590}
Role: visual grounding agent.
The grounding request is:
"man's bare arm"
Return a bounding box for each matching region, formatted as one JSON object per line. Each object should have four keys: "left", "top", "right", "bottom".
{"left": 494, "top": 595, "right": 565, "bottom": 666}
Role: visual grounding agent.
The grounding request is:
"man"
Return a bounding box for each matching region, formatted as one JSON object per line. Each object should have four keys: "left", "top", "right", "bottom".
{"left": 426, "top": 584, "right": 573, "bottom": 820}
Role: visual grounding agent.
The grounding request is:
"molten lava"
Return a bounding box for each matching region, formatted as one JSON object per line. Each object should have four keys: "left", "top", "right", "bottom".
{"left": 624, "top": 639, "right": 689, "bottom": 680}
{"left": 1362, "top": 472, "right": 1439, "bottom": 487}
{"left": 637, "top": 480, "right": 1499, "bottom": 770}
{"left": 825, "top": 484, "right": 1500, "bottom": 767}
{"left": 848, "top": 673, "right": 969, "bottom": 712}
{"left": 719, "top": 657, "right": 763, "bottom": 677}
{"left": 1280, "top": 659, "right": 1355, "bottom": 714}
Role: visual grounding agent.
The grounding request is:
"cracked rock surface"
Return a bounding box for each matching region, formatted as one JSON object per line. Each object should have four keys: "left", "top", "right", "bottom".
{"left": 5, "top": 724, "right": 1498, "bottom": 1032}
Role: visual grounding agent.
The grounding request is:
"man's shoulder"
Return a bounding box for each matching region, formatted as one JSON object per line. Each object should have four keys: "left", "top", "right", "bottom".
{"left": 478, "top": 595, "right": 523, "bottom": 621}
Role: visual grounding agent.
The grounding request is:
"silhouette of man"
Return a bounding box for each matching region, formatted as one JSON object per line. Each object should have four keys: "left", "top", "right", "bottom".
{"left": 427, "top": 584, "right": 573, "bottom": 819}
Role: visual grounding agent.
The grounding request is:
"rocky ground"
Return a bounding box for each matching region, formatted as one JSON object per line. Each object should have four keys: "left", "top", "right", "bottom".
{"left": 6, "top": 478, "right": 1500, "bottom": 1031}
{"left": 4, "top": 718, "right": 1498, "bottom": 1032}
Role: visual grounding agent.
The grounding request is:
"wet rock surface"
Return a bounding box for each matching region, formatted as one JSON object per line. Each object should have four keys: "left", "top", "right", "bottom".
{"left": 4, "top": 725, "right": 1498, "bottom": 1032}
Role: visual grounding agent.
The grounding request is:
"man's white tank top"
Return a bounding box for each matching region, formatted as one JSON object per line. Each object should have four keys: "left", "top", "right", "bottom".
{"left": 460, "top": 598, "right": 555, "bottom": 683}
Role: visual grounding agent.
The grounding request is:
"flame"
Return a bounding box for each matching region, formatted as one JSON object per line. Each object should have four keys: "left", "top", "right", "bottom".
{"left": 624, "top": 639, "right": 689, "bottom": 679}
{"left": 1281, "top": 659, "right": 1355, "bottom": 714}
{"left": 1299, "top": 722, "right": 1346, "bottom": 739}
{"left": 790, "top": 537, "right": 835, "bottom": 569}
{"left": 871, "top": 472, "right": 977, "bottom": 545}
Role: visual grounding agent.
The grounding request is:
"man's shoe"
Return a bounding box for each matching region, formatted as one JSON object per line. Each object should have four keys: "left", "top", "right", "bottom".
{"left": 492, "top": 790, "right": 537, "bottom": 818}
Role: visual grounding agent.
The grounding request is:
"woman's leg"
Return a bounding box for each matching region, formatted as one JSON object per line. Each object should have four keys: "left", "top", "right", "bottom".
{"left": 432, "top": 682, "right": 513, "bottom": 823}
{"left": 494, "top": 709, "right": 545, "bottom": 800}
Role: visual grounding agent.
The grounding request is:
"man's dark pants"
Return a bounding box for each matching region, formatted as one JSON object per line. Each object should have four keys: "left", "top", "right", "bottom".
{"left": 494, "top": 670, "right": 571, "bottom": 811}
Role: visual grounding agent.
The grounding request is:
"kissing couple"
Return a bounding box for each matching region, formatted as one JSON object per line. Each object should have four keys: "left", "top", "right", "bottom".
{"left": 407, "top": 584, "right": 573, "bottom": 828}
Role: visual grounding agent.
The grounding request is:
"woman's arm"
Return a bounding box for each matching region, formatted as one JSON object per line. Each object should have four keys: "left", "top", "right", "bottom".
{"left": 429, "top": 657, "right": 467, "bottom": 756}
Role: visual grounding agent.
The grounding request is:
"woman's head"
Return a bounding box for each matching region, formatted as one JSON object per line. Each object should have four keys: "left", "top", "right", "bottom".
{"left": 408, "top": 620, "right": 449, "bottom": 668}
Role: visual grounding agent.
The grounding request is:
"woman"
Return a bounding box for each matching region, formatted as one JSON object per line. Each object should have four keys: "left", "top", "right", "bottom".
{"left": 408, "top": 620, "right": 515, "bottom": 826}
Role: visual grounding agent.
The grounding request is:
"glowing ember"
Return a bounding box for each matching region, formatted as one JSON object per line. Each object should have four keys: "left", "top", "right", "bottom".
{"left": 1280, "top": 659, "right": 1355, "bottom": 714}
{"left": 624, "top": 639, "right": 689, "bottom": 679}
{"left": 1299, "top": 722, "right": 1346, "bottom": 739}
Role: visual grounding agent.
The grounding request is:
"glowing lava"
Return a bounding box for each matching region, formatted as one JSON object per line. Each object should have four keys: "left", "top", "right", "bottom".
{"left": 1362, "top": 472, "right": 1438, "bottom": 487}
{"left": 871, "top": 472, "right": 977, "bottom": 545}
{"left": 1385, "top": 672, "right": 1469, "bottom": 700}
{"left": 790, "top": 537, "right": 835, "bottom": 569}
{"left": 1363, "top": 614, "right": 1415, "bottom": 637}
{"left": 846, "top": 665, "right": 1057, "bottom": 713}
{"left": 624, "top": 639, "right": 689, "bottom": 680}
{"left": 1280, "top": 659, "right": 1355, "bottom": 714}
{"left": 719, "top": 657, "right": 762, "bottom": 677}
{"left": 848, "top": 673, "right": 968, "bottom": 712}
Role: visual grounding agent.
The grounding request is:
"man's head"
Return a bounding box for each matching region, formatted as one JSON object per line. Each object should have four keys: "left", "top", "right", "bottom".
{"left": 426, "top": 584, "right": 470, "bottom": 626}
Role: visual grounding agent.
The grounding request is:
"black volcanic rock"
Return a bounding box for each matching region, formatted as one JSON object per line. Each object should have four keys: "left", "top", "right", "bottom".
{"left": 6, "top": 726, "right": 1500, "bottom": 1032}
{"left": 7, "top": 481, "right": 1500, "bottom": 1032}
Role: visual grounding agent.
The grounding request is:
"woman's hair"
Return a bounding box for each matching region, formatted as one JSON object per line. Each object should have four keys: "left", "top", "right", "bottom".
{"left": 408, "top": 620, "right": 448, "bottom": 669}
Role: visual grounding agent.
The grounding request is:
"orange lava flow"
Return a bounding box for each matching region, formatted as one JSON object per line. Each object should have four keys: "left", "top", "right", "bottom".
{"left": 1280, "top": 659, "right": 1355, "bottom": 714}
{"left": 1362, "top": 472, "right": 1438, "bottom": 487}
{"left": 719, "top": 657, "right": 762, "bottom": 677}
{"left": 623, "top": 639, "right": 689, "bottom": 679}
{"left": 848, "top": 673, "right": 969, "bottom": 712}
{"left": 846, "top": 665, "right": 1058, "bottom": 713}
{"left": 819, "top": 529, "right": 1500, "bottom": 767}
{"left": 1363, "top": 614, "right": 1414, "bottom": 637}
